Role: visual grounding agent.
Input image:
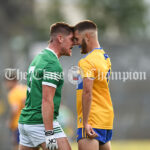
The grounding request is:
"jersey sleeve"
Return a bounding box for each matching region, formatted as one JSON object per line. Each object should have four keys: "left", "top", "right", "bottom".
{"left": 79, "top": 58, "right": 96, "bottom": 78}
{"left": 42, "top": 62, "right": 62, "bottom": 88}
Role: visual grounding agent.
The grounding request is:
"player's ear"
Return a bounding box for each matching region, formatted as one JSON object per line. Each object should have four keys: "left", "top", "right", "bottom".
{"left": 57, "top": 34, "right": 64, "bottom": 43}
{"left": 85, "top": 32, "right": 90, "bottom": 43}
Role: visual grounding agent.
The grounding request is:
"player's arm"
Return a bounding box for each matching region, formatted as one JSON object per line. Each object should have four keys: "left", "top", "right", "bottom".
{"left": 82, "top": 77, "right": 98, "bottom": 138}
{"left": 42, "top": 85, "right": 56, "bottom": 130}
{"left": 79, "top": 58, "right": 98, "bottom": 138}
{"left": 42, "top": 62, "right": 60, "bottom": 150}
{"left": 42, "top": 85, "right": 58, "bottom": 150}
{"left": 82, "top": 77, "right": 93, "bottom": 126}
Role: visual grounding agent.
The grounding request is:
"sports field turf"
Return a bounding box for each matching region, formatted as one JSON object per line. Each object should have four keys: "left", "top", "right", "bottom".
{"left": 71, "top": 140, "right": 150, "bottom": 150}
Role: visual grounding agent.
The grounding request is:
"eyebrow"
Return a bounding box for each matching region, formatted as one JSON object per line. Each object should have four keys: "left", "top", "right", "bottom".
{"left": 71, "top": 37, "right": 74, "bottom": 41}
{"left": 74, "top": 37, "right": 78, "bottom": 40}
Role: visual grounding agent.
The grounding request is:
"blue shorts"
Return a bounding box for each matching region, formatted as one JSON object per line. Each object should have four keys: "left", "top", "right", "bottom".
{"left": 77, "top": 128, "right": 112, "bottom": 144}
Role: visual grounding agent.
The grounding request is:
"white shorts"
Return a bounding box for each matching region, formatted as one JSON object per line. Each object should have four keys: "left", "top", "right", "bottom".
{"left": 18, "top": 121, "right": 66, "bottom": 147}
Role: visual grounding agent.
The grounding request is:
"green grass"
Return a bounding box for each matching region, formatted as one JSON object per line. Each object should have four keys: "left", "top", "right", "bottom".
{"left": 71, "top": 140, "right": 150, "bottom": 150}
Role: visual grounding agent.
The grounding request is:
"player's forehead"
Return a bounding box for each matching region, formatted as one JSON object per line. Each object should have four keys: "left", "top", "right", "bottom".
{"left": 66, "top": 32, "right": 73, "bottom": 38}
{"left": 74, "top": 30, "right": 81, "bottom": 38}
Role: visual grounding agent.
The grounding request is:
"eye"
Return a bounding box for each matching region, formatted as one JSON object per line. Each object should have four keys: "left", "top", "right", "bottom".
{"left": 74, "top": 38, "right": 78, "bottom": 42}
{"left": 71, "top": 38, "right": 74, "bottom": 42}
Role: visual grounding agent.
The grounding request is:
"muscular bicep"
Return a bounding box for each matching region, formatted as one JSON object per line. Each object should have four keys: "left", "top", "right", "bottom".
{"left": 42, "top": 85, "right": 56, "bottom": 102}
{"left": 83, "top": 77, "right": 93, "bottom": 94}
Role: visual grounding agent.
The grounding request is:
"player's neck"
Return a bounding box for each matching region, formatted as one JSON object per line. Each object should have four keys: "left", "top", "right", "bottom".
{"left": 48, "top": 43, "right": 61, "bottom": 58}
{"left": 88, "top": 40, "right": 100, "bottom": 52}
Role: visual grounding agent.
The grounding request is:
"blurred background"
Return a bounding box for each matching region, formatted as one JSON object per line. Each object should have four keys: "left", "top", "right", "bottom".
{"left": 0, "top": 0, "right": 150, "bottom": 149}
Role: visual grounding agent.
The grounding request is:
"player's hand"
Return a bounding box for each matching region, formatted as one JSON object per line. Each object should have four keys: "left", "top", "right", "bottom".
{"left": 45, "top": 130, "right": 58, "bottom": 150}
{"left": 84, "top": 124, "right": 98, "bottom": 138}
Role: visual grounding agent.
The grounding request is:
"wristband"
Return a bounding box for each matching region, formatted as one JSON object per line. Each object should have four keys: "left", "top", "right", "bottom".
{"left": 45, "top": 130, "right": 54, "bottom": 136}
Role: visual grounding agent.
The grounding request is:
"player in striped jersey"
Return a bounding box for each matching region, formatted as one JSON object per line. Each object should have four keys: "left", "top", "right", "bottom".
{"left": 19, "top": 22, "right": 74, "bottom": 150}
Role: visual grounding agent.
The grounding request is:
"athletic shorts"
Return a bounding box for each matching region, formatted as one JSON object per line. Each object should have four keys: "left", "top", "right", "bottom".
{"left": 18, "top": 121, "right": 66, "bottom": 147}
{"left": 77, "top": 128, "right": 112, "bottom": 144}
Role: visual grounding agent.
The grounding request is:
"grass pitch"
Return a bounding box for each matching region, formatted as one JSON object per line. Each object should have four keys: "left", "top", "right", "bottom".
{"left": 71, "top": 140, "right": 150, "bottom": 150}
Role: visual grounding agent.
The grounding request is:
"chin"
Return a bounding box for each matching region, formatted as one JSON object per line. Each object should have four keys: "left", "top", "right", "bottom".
{"left": 81, "top": 50, "right": 87, "bottom": 54}
{"left": 65, "top": 52, "right": 71, "bottom": 56}
{"left": 68, "top": 53, "right": 72, "bottom": 56}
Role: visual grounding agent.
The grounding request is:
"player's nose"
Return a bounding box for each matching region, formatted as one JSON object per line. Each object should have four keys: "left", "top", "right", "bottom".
{"left": 73, "top": 39, "right": 78, "bottom": 45}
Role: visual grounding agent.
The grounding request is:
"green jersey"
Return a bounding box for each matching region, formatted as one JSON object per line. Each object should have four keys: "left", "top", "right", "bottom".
{"left": 19, "top": 48, "right": 64, "bottom": 124}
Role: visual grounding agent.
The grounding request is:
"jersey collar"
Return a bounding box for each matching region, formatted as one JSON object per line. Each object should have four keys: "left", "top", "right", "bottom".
{"left": 45, "top": 47, "right": 59, "bottom": 59}
{"left": 88, "top": 47, "right": 103, "bottom": 55}
{"left": 82, "top": 47, "right": 103, "bottom": 58}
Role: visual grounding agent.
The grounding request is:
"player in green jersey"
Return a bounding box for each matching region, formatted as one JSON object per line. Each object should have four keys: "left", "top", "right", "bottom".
{"left": 18, "top": 22, "right": 74, "bottom": 150}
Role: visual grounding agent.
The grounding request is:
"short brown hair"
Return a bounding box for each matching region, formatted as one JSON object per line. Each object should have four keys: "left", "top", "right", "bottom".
{"left": 74, "top": 20, "right": 97, "bottom": 32}
{"left": 50, "top": 22, "right": 73, "bottom": 37}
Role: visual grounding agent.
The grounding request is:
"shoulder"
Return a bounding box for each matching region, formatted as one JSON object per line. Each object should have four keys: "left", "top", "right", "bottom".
{"left": 40, "top": 50, "right": 57, "bottom": 63}
{"left": 31, "top": 49, "right": 59, "bottom": 68}
{"left": 79, "top": 50, "right": 100, "bottom": 65}
{"left": 79, "top": 50, "right": 107, "bottom": 69}
{"left": 88, "top": 49, "right": 106, "bottom": 62}
{"left": 45, "top": 60, "right": 62, "bottom": 72}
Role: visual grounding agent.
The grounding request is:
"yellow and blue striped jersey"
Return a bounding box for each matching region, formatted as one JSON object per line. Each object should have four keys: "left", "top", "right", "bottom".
{"left": 76, "top": 48, "right": 114, "bottom": 129}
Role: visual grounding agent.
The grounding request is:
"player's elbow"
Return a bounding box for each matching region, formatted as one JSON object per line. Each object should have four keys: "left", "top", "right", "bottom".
{"left": 42, "top": 98, "right": 54, "bottom": 111}
{"left": 83, "top": 89, "right": 92, "bottom": 99}
{"left": 83, "top": 87, "right": 92, "bottom": 95}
